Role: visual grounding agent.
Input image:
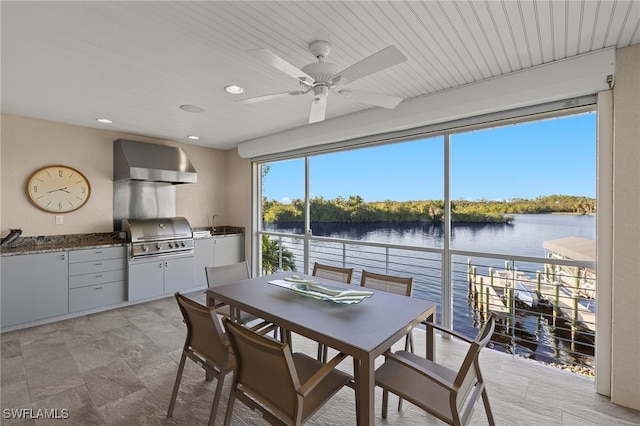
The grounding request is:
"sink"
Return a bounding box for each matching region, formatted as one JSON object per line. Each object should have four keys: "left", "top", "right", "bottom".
{"left": 211, "top": 226, "right": 243, "bottom": 235}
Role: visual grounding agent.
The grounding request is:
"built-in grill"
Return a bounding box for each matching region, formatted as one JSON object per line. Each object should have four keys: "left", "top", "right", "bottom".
{"left": 122, "top": 217, "right": 194, "bottom": 259}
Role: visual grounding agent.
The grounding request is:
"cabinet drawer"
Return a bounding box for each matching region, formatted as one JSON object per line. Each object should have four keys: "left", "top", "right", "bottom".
{"left": 69, "top": 258, "right": 126, "bottom": 276}
{"left": 69, "top": 246, "right": 127, "bottom": 263}
{"left": 69, "top": 281, "right": 126, "bottom": 313}
{"left": 69, "top": 269, "right": 127, "bottom": 289}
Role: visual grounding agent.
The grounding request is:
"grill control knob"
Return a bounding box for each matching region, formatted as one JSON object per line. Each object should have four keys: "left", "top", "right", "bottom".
{"left": 180, "top": 241, "right": 186, "bottom": 247}
{"left": 156, "top": 243, "right": 161, "bottom": 250}
{"left": 141, "top": 246, "right": 149, "bottom": 252}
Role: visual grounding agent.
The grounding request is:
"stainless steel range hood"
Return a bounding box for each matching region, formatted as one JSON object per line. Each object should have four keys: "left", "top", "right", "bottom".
{"left": 113, "top": 139, "right": 197, "bottom": 184}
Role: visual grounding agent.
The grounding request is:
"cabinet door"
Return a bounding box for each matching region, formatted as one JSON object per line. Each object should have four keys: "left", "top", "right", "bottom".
{"left": 214, "top": 236, "right": 245, "bottom": 266}
{"left": 164, "top": 256, "right": 195, "bottom": 294}
{"left": 1, "top": 252, "right": 68, "bottom": 327}
{"left": 128, "top": 260, "right": 164, "bottom": 301}
{"left": 193, "top": 239, "right": 215, "bottom": 287}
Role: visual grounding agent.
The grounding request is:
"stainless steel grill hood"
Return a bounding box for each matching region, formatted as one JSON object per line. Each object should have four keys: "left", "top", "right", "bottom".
{"left": 113, "top": 139, "right": 197, "bottom": 184}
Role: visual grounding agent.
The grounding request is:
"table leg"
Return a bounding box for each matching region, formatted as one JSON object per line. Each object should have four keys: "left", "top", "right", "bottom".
{"left": 426, "top": 312, "right": 435, "bottom": 361}
{"left": 353, "top": 355, "right": 374, "bottom": 425}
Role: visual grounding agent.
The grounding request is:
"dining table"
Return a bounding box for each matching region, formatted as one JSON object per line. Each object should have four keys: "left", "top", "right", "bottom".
{"left": 206, "top": 270, "right": 437, "bottom": 426}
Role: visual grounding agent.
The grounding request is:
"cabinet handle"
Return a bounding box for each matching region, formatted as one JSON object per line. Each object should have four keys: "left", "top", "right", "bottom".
{"left": 94, "top": 286, "right": 103, "bottom": 290}
{"left": 94, "top": 262, "right": 103, "bottom": 266}
{"left": 61, "top": 254, "right": 66, "bottom": 260}
{"left": 165, "top": 262, "right": 168, "bottom": 267}
{"left": 94, "top": 251, "right": 103, "bottom": 254}
{"left": 94, "top": 274, "right": 103, "bottom": 278}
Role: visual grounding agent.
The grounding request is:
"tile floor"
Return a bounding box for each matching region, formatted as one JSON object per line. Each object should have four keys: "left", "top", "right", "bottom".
{"left": 1, "top": 293, "right": 639, "bottom": 425}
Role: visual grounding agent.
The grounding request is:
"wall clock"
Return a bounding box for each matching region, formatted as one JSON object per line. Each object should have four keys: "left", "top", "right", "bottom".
{"left": 26, "top": 165, "right": 91, "bottom": 213}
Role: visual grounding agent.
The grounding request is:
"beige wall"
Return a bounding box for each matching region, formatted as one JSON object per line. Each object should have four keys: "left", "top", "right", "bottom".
{"left": 611, "top": 43, "right": 640, "bottom": 410}
{"left": 0, "top": 114, "right": 248, "bottom": 237}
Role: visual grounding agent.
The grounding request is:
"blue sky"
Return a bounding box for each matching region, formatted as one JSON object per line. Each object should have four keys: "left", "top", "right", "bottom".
{"left": 262, "top": 113, "right": 596, "bottom": 203}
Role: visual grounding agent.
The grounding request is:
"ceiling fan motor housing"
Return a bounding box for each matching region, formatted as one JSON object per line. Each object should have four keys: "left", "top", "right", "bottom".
{"left": 301, "top": 62, "right": 341, "bottom": 85}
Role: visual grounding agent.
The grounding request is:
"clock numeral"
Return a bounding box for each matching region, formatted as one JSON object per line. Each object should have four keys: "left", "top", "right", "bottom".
{"left": 33, "top": 185, "right": 38, "bottom": 193}
{"left": 58, "top": 169, "right": 64, "bottom": 177}
{"left": 82, "top": 187, "right": 86, "bottom": 194}
{"left": 58, "top": 202, "right": 63, "bottom": 210}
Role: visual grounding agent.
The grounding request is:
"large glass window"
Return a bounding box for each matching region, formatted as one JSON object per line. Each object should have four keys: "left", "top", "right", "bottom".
{"left": 256, "top": 109, "right": 597, "bottom": 374}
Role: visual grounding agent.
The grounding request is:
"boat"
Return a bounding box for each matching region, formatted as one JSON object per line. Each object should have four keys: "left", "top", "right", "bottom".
{"left": 514, "top": 281, "right": 537, "bottom": 308}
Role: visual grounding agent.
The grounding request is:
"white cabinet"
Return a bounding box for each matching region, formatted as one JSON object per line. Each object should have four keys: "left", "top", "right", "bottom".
{"left": 68, "top": 247, "right": 127, "bottom": 313}
{"left": 1, "top": 251, "right": 69, "bottom": 327}
{"left": 128, "top": 255, "right": 194, "bottom": 301}
{"left": 193, "top": 236, "right": 245, "bottom": 287}
{"left": 214, "top": 235, "right": 244, "bottom": 266}
{"left": 193, "top": 238, "right": 215, "bottom": 287}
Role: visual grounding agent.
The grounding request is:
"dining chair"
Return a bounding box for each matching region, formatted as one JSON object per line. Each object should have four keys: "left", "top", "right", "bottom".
{"left": 205, "top": 261, "right": 257, "bottom": 324}
{"left": 312, "top": 262, "right": 354, "bottom": 361}
{"left": 312, "top": 262, "right": 354, "bottom": 284}
{"left": 375, "top": 314, "right": 497, "bottom": 426}
{"left": 222, "top": 317, "right": 353, "bottom": 426}
{"left": 360, "top": 270, "right": 415, "bottom": 352}
{"left": 167, "top": 292, "right": 235, "bottom": 426}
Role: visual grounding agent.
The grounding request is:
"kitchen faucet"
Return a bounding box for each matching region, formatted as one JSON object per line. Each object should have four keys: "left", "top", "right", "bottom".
{"left": 212, "top": 214, "right": 219, "bottom": 232}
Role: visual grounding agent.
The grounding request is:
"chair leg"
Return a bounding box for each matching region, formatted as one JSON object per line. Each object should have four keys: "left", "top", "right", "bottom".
{"left": 404, "top": 331, "right": 414, "bottom": 353}
{"left": 316, "top": 343, "right": 329, "bottom": 362}
{"left": 481, "top": 388, "right": 495, "bottom": 426}
{"left": 167, "top": 350, "right": 187, "bottom": 418}
{"left": 208, "top": 372, "right": 226, "bottom": 426}
{"left": 382, "top": 388, "right": 389, "bottom": 419}
{"left": 223, "top": 390, "right": 237, "bottom": 426}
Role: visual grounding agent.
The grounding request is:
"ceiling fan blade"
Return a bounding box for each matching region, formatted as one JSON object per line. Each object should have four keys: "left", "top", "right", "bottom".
{"left": 332, "top": 45, "right": 407, "bottom": 85}
{"left": 246, "top": 48, "right": 314, "bottom": 83}
{"left": 236, "top": 90, "right": 307, "bottom": 104}
{"left": 336, "top": 89, "right": 403, "bottom": 109}
{"left": 309, "top": 97, "right": 327, "bottom": 123}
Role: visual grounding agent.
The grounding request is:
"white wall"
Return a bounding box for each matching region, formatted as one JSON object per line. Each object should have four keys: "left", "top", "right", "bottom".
{"left": 0, "top": 114, "right": 237, "bottom": 237}
{"left": 611, "top": 43, "right": 640, "bottom": 410}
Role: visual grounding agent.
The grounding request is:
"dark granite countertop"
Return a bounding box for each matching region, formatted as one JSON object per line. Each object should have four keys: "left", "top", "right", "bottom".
{"left": 0, "top": 232, "right": 127, "bottom": 256}
{"left": 192, "top": 226, "right": 245, "bottom": 239}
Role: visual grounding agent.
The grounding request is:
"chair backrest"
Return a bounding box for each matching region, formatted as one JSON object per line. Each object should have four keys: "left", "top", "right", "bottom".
{"left": 224, "top": 318, "right": 302, "bottom": 423}
{"left": 360, "top": 270, "right": 413, "bottom": 296}
{"left": 205, "top": 261, "right": 250, "bottom": 288}
{"left": 312, "top": 262, "right": 354, "bottom": 284}
{"left": 174, "top": 292, "right": 231, "bottom": 368}
{"left": 453, "top": 314, "right": 496, "bottom": 410}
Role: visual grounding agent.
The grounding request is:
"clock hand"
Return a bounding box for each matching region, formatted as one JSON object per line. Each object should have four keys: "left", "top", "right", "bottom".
{"left": 47, "top": 187, "right": 70, "bottom": 194}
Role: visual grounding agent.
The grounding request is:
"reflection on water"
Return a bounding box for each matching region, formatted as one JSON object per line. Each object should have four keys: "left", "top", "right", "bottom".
{"left": 263, "top": 214, "right": 596, "bottom": 372}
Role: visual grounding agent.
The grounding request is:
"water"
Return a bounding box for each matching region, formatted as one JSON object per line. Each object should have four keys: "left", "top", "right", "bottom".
{"left": 264, "top": 214, "right": 597, "bottom": 369}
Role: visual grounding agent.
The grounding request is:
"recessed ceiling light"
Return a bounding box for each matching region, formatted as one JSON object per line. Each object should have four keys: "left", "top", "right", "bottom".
{"left": 224, "top": 85, "right": 245, "bottom": 94}
{"left": 179, "top": 104, "right": 205, "bottom": 113}
{"left": 187, "top": 135, "right": 200, "bottom": 140}
{"left": 96, "top": 118, "right": 113, "bottom": 124}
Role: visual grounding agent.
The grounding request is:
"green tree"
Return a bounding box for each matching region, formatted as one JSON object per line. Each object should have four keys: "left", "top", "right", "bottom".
{"left": 261, "top": 234, "right": 296, "bottom": 274}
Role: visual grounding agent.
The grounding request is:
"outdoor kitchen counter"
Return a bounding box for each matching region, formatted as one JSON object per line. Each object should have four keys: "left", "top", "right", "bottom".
{"left": 0, "top": 232, "right": 126, "bottom": 256}
{"left": 192, "top": 226, "right": 245, "bottom": 239}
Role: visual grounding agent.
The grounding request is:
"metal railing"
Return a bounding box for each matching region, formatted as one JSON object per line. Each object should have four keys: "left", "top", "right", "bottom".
{"left": 259, "top": 230, "right": 596, "bottom": 374}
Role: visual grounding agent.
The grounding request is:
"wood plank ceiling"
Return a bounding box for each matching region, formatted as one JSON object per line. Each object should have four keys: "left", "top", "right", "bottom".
{"left": 2, "top": 1, "right": 639, "bottom": 150}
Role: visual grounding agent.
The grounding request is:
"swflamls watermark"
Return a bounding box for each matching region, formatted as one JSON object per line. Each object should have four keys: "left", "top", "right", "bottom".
{"left": 3, "top": 408, "right": 69, "bottom": 419}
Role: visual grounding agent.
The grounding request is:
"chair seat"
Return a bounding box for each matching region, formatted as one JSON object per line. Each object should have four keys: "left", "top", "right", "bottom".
{"left": 291, "top": 352, "right": 352, "bottom": 422}
{"left": 375, "top": 350, "right": 459, "bottom": 421}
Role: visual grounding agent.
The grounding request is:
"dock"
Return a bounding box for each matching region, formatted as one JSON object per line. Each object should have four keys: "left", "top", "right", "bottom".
{"left": 468, "top": 263, "right": 595, "bottom": 334}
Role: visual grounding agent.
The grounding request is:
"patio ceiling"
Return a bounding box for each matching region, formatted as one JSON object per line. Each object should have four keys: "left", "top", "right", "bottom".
{"left": 1, "top": 1, "right": 639, "bottom": 150}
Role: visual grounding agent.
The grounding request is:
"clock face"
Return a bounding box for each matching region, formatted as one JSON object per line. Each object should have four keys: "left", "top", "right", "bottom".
{"left": 26, "top": 165, "right": 91, "bottom": 213}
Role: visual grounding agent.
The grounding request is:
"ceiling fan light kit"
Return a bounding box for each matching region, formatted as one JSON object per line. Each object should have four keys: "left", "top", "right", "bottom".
{"left": 240, "top": 40, "right": 407, "bottom": 124}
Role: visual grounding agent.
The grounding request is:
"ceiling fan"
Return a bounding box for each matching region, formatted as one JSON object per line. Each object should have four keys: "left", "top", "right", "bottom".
{"left": 239, "top": 40, "right": 408, "bottom": 124}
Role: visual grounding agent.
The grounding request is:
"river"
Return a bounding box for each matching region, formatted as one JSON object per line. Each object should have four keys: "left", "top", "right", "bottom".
{"left": 264, "top": 214, "right": 597, "bottom": 369}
